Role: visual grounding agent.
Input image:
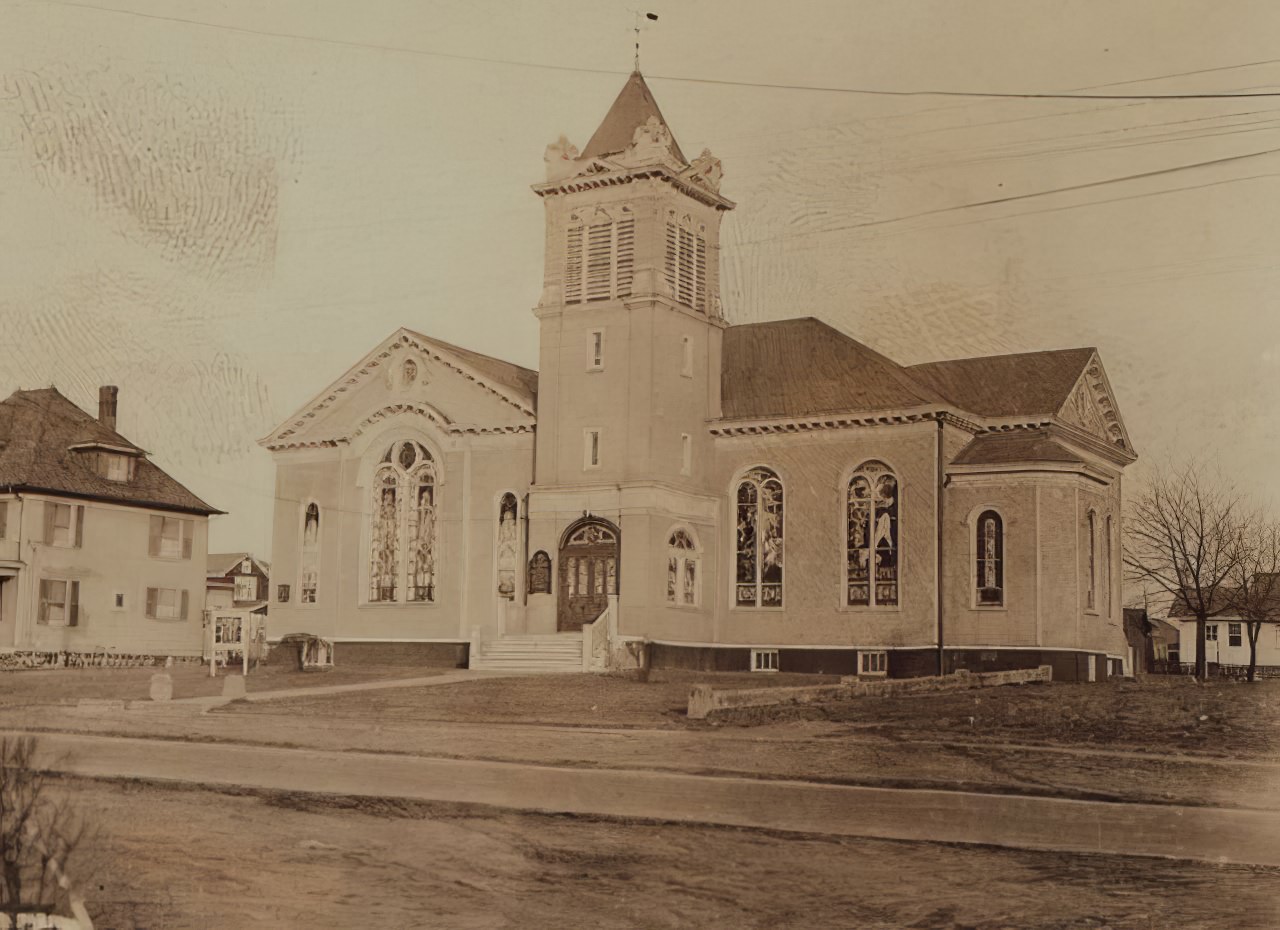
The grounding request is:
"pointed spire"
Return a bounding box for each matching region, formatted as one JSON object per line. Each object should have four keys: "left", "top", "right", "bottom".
{"left": 581, "top": 71, "right": 687, "bottom": 165}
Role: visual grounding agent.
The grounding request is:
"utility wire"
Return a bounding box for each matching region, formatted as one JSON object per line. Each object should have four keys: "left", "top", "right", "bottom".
{"left": 32, "top": 0, "right": 1280, "bottom": 102}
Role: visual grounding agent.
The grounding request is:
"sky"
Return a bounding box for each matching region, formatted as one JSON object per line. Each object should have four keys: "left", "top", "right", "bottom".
{"left": 1, "top": 0, "right": 1277, "bottom": 554}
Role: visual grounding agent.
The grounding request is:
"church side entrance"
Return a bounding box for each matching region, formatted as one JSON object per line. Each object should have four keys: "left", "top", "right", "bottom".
{"left": 557, "top": 518, "right": 619, "bottom": 632}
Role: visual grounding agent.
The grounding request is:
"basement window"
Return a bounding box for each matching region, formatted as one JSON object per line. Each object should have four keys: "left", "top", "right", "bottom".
{"left": 860, "top": 651, "right": 888, "bottom": 676}
{"left": 751, "top": 648, "right": 779, "bottom": 673}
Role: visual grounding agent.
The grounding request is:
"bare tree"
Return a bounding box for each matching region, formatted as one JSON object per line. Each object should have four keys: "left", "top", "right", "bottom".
{"left": 1225, "top": 515, "right": 1280, "bottom": 683}
{"left": 0, "top": 737, "right": 95, "bottom": 929}
{"left": 1123, "top": 461, "right": 1242, "bottom": 680}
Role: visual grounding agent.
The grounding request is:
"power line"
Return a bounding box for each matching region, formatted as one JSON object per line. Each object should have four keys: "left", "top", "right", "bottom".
{"left": 33, "top": 0, "right": 1280, "bottom": 102}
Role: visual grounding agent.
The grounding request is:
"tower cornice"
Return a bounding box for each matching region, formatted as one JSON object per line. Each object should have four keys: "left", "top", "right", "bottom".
{"left": 532, "top": 164, "right": 735, "bottom": 211}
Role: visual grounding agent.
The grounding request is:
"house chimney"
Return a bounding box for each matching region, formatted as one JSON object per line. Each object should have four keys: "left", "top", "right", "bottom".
{"left": 99, "top": 385, "right": 118, "bottom": 431}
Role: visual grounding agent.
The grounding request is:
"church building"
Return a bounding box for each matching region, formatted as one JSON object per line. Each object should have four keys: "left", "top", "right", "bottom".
{"left": 261, "top": 72, "right": 1137, "bottom": 681}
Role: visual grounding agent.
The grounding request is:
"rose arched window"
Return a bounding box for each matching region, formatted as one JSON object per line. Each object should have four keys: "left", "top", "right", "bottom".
{"left": 369, "top": 440, "right": 438, "bottom": 603}
{"left": 976, "top": 510, "right": 1003, "bottom": 607}
{"left": 666, "top": 528, "right": 701, "bottom": 607}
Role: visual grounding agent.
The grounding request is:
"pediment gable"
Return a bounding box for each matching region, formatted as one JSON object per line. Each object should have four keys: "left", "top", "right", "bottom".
{"left": 261, "top": 329, "right": 536, "bottom": 450}
{"left": 1056, "top": 352, "right": 1132, "bottom": 453}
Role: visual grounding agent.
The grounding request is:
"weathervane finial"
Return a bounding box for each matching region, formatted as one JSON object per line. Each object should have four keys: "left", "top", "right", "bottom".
{"left": 632, "top": 10, "right": 658, "bottom": 71}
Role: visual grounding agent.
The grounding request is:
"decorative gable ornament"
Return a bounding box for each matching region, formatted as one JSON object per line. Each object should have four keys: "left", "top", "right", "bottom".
{"left": 625, "top": 115, "right": 682, "bottom": 169}
{"left": 682, "top": 148, "right": 723, "bottom": 193}
{"left": 543, "top": 135, "right": 580, "bottom": 182}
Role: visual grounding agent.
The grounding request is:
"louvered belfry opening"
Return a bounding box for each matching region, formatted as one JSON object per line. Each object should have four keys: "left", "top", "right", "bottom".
{"left": 664, "top": 210, "right": 708, "bottom": 313}
{"left": 564, "top": 206, "right": 635, "bottom": 304}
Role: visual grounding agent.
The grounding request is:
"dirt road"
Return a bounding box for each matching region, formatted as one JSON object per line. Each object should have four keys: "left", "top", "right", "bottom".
{"left": 13, "top": 729, "right": 1280, "bottom": 867}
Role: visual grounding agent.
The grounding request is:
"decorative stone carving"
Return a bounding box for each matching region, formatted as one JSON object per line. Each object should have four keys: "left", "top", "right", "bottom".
{"left": 544, "top": 135, "right": 580, "bottom": 181}
{"left": 627, "top": 115, "right": 680, "bottom": 167}
{"left": 684, "top": 148, "right": 723, "bottom": 192}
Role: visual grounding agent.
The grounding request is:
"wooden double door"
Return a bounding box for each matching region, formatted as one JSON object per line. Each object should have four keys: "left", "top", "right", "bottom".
{"left": 557, "top": 519, "right": 619, "bottom": 632}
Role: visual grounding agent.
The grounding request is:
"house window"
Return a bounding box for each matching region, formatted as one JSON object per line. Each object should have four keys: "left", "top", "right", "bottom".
{"left": 588, "top": 330, "right": 604, "bottom": 370}
{"left": 1206, "top": 624, "right": 1218, "bottom": 642}
{"left": 114, "top": 593, "right": 125, "bottom": 609}
{"left": 680, "top": 434, "right": 691, "bottom": 476}
{"left": 664, "top": 212, "right": 708, "bottom": 312}
{"left": 584, "top": 429, "right": 601, "bottom": 469}
{"left": 847, "top": 461, "right": 899, "bottom": 607}
{"left": 735, "top": 467, "right": 784, "bottom": 607}
{"left": 1086, "top": 511, "right": 1097, "bottom": 610}
{"left": 665, "top": 528, "right": 700, "bottom": 607}
{"left": 234, "top": 577, "right": 257, "bottom": 601}
{"left": 146, "top": 587, "right": 189, "bottom": 621}
{"left": 860, "top": 651, "right": 888, "bottom": 676}
{"left": 100, "top": 453, "right": 131, "bottom": 482}
{"left": 44, "top": 503, "right": 83, "bottom": 549}
{"left": 149, "top": 515, "right": 192, "bottom": 560}
{"left": 278, "top": 584, "right": 291, "bottom": 603}
{"left": 1229, "top": 623, "right": 1242, "bottom": 647}
{"left": 681, "top": 336, "right": 693, "bottom": 378}
{"left": 301, "top": 502, "right": 320, "bottom": 604}
{"left": 38, "top": 579, "right": 79, "bottom": 627}
{"left": 0, "top": 501, "right": 6, "bottom": 539}
{"left": 564, "top": 207, "right": 634, "bottom": 303}
{"left": 369, "top": 440, "right": 438, "bottom": 604}
{"left": 975, "top": 510, "right": 1003, "bottom": 607}
{"left": 751, "top": 648, "right": 779, "bottom": 673}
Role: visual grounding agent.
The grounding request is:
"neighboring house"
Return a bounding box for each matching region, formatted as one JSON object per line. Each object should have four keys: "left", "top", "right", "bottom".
{"left": 259, "top": 71, "right": 1136, "bottom": 681}
{"left": 1167, "top": 588, "right": 1280, "bottom": 669}
{"left": 0, "top": 386, "right": 221, "bottom": 657}
{"left": 1122, "top": 608, "right": 1153, "bottom": 675}
{"left": 1149, "top": 617, "right": 1179, "bottom": 664}
{"left": 206, "top": 552, "right": 270, "bottom": 612}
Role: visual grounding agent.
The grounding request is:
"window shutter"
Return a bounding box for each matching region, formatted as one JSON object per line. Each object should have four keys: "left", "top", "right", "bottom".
{"left": 564, "top": 225, "right": 583, "bottom": 303}
{"left": 180, "top": 589, "right": 189, "bottom": 621}
{"left": 585, "top": 222, "right": 612, "bottom": 301}
{"left": 694, "top": 236, "right": 707, "bottom": 313}
{"left": 37, "top": 580, "right": 50, "bottom": 624}
{"left": 182, "top": 522, "right": 193, "bottom": 560}
{"left": 615, "top": 218, "right": 635, "bottom": 297}
{"left": 43, "top": 503, "right": 55, "bottom": 545}
{"left": 149, "top": 516, "right": 162, "bottom": 557}
{"left": 74, "top": 505, "right": 84, "bottom": 548}
{"left": 68, "top": 582, "right": 79, "bottom": 627}
{"left": 146, "top": 587, "right": 158, "bottom": 619}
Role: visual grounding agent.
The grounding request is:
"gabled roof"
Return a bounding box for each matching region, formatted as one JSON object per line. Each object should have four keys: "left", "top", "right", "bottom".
{"left": 207, "top": 552, "right": 270, "bottom": 577}
{"left": 582, "top": 71, "right": 687, "bottom": 165}
{"left": 951, "top": 429, "right": 1087, "bottom": 467}
{"left": 906, "top": 348, "right": 1097, "bottom": 419}
{"left": 409, "top": 332, "right": 539, "bottom": 404}
{"left": 0, "top": 389, "right": 221, "bottom": 515}
{"left": 720, "top": 318, "right": 947, "bottom": 420}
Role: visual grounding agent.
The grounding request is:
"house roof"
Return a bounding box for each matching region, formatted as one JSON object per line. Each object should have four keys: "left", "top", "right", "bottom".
{"left": 0, "top": 388, "right": 221, "bottom": 515}
{"left": 1166, "top": 583, "right": 1280, "bottom": 619}
{"left": 405, "top": 331, "right": 539, "bottom": 407}
{"left": 906, "top": 347, "right": 1097, "bottom": 418}
{"left": 207, "top": 552, "right": 270, "bottom": 576}
{"left": 951, "top": 429, "right": 1088, "bottom": 467}
{"left": 720, "top": 318, "right": 947, "bottom": 419}
{"left": 581, "top": 70, "right": 687, "bottom": 165}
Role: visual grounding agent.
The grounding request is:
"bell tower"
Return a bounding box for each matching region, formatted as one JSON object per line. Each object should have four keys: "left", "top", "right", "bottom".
{"left": 530, "top": 71, "right": 735, "bottom": 491}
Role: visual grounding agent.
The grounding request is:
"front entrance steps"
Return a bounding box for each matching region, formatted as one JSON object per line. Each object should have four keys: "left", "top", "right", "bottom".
{"left": 468, "top": 633, "right": 584, "bottom": 673}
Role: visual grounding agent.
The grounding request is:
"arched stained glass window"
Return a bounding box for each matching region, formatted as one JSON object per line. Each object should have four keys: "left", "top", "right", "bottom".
{"left": 666, "top": 528, "right": 700, "bottom": 607}
{"left": 736, "top": 468, "right": 783, "bottom": 607}
{"left": 369, "top": 440, "right": 438, "bottom": 603}
{"left": 497, "top": 493, "right": 519, "bottom": 599}
{"left": 300, "top": 502, "right": 320, "bottom": 604}
{"left": 976, "top": 510, "right": 1003, "bottom": 607}
{"left": 1087, "top": 511, "right": 1097, "bottom": 610}
{"left": 847, "top": 461, "right": 898, "bottom": 607}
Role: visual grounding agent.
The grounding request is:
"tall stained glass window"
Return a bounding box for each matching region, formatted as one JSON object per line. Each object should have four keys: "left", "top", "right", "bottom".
{"left": 847, "top": 461, "right": 899, "bottom": 607}
{"left": 369, "top": 440, "right": 438, "bottom": 603}
{"left": 736, "top": 468, "right": 783, "bottom": 607}
{"left": 975, "top": 510, "right": 1003, "bottom": 606}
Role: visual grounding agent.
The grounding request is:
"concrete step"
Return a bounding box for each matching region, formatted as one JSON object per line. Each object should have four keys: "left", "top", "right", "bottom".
{"left": 470, "top": 634, "right": 584, "bottom": 672}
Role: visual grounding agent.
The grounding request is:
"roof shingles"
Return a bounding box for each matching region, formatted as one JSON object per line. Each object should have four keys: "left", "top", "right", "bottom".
{"left": 0, "top": 388, "right": 220, "bottom": 515}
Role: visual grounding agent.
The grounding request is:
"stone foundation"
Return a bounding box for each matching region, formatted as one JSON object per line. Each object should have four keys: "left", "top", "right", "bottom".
{"left": 0, "top": 651, "right": 203, "bottom": 671}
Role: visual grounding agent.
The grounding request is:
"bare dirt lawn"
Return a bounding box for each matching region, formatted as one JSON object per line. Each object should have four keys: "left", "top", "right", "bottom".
{"left": 69, "top": 776, "right": 1280, "bottom": 930}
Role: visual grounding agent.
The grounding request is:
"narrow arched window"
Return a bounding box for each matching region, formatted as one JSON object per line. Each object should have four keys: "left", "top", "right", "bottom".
{"left": 496, "top": 493, "right": 519, "bottom": 599}
{"left": 666, "top": 528, "right": 701, "bottom": 606}
{"left": 847, "top": 461, "right": 899, "bottom": 607}
{"left": 300, "top": 502, "right": 320, "bottom": 604}
{"left": 369, "top": 440, "right": 438, "bottom": 603}
{"left": 735, "top": 468, "right": 783, "bottom": 607}
{"left": 975, "top": 510, "right": 1003, "bottom": 607}
{"left": 1087, "top": 511, "right": 1097, "bottom": 610}
{"left": 1104, "top": 514, "right": 1113, "bottom": 615}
